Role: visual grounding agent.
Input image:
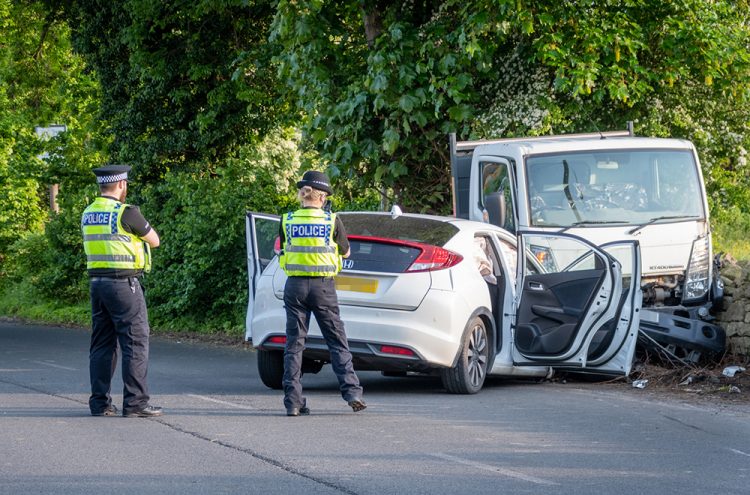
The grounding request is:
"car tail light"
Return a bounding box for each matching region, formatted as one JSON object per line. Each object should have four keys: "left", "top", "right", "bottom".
{"left": 347, "top": 235, "right": 462, "bottom": 273}
{"left": 407, "top": 244, "right": 463, "bottom": 272}
{"left": 267, "top": 335, "right": 287, "bottom": 344}
{"left": 380, "top": 345, "right": 415, "bottom": 356}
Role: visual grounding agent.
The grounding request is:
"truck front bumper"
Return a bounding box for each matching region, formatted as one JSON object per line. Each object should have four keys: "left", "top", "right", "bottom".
{"left": 639, "top": 307, "right": 726, "bottom": 362}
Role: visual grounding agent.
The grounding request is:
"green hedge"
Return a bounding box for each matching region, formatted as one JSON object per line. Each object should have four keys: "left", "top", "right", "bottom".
{"left": 140, "top": 166, "right": 296, "bottom": 331}
{"left": 0, "top": 130, "right": 380, "bottom": 333}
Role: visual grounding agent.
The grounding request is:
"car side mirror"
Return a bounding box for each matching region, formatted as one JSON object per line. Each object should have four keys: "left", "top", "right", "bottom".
{"left": 484, "top": 192, "right": 506, "bottom": 229}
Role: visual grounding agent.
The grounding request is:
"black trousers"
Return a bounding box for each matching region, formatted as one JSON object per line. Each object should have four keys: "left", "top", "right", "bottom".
{"left": 283, "top": 276, "right": 363, "bottom": 409}
{"left": 88, "top": 277, "right": 151, "bottom": 415}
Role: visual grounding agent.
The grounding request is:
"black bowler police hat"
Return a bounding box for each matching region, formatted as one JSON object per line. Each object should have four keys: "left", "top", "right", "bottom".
{"left": 296, "top": 170, "right": 333, "bottom": 195}
{"left": 93, "top": 164, "right": 131, "bottom": 184}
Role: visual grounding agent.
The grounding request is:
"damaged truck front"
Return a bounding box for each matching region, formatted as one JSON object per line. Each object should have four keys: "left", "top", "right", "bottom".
{"left": 450, "top": 126, "right": 725, "bottom": 362}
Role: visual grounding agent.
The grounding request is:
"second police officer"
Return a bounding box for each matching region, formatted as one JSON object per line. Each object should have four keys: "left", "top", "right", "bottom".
{"left": 81, "top": 164, "right": 163, "bottom": 418}
{"left": 279, "top": 170, "right": 366, "bottom": 416}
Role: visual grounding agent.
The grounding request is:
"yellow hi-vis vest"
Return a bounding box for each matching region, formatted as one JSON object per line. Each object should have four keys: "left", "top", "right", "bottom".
{"left": 81, "top": 197, "right": 151, "bottom": 272}
{"left": 280, "top": 209, "right": 341, "bottom": 277}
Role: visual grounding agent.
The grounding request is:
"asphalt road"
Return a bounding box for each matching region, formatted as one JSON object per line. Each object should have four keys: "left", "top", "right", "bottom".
{"left": 1, "top": 322, "right": 748, "bottom": 495}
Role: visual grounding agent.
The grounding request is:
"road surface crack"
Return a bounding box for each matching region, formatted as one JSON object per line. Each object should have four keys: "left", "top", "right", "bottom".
{"left": 152, "top": 418, "right": 360, "bottom": 495}
{"left": 0, "top": 377, "right": 358, "bottom": 495}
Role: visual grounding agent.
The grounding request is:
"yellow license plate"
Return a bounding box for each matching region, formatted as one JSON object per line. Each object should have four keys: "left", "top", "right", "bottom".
{"left": 335, "top": 276, "right": 379, "bottom": 294}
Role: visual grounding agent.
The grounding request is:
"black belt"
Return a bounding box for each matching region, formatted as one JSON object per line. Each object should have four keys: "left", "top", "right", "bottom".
{"left": 89, "top": 276, "right": 141, "bottom": 282}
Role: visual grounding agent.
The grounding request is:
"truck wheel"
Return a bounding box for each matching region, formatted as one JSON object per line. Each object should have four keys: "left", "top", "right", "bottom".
{"left": 257, "top": 349, "right": 284, "bottom": 389}
{"left": 441, "top": 317, "right": 489, "bottom": 394}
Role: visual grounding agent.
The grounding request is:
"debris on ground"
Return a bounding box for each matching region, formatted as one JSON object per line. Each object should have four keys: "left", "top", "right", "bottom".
{"left": 626, "top": 354, "right": 750, "bottom": 404}
{"left": 606, "top": 330, "right": 749, "bottom": 404}
{"left": 722, "top": 366, "right": 746, "bottom": 378}
{"left": 554, "top": 337, "right": 750, "bottom": 407}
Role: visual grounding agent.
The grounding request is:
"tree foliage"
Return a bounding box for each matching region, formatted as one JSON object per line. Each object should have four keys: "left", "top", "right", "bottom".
{"left": 137, "top": 130, "right": 301, "bottom": 328}
{"left": 64, "top": 0, "right": 288, "bottom": 182}
{"left": 0, "top": 0, "right": 104, "bottom": 268}
{"left": 272, "top": 0, "right": 750, "bottom": 212}
{"left": 2, "top": 0, "right": 750, "bottom": 331}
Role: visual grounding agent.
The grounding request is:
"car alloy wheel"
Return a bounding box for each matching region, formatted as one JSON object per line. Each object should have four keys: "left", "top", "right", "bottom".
{"left": 441, "top": 316, "right": 490, "bottom": 394}
{"left": 467, "top": 322, "right": 488, "bottom": 388}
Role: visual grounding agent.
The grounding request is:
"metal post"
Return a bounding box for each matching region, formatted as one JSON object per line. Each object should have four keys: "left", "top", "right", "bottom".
{"left": 34, "top": 124, "right": 67, "bottom": 214}
{"left": 49, "top": 184, "right": 59, "bottom": 213}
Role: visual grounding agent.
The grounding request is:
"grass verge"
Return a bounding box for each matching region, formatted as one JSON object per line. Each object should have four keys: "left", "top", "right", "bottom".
{"left": 713, "top": 218, "right": 750, "bottom": 261}
{"left": 0, "top": 279, "right": 245, "bottom": 342}
{"left": 0, "top": 280, "right": 90, "bottom": 327}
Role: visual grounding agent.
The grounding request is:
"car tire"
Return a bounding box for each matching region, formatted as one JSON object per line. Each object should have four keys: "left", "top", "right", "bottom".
{"left": 441, "top": 317, "right": 489, "bottom": 394}
{"left": 257, "top": 349, "right": 284, "bottom": 390}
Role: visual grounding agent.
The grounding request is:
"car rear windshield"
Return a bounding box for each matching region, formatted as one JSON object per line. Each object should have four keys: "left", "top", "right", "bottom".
{"left": 340, "top": 213, "right": 459, "bottom": 245}
{"left": 339, "top": 213, "right": 460, "bottom": 273}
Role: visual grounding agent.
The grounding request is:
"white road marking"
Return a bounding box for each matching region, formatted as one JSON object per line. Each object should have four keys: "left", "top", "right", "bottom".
{"left": 30, "top": 361, "right": 77, "bottom": 371}
{"left": 431, "top": 452, "right": 557, "bottom": 486}
{"left": 729, "top": 448, "right": 750, "bottom": 458}
{"left": 187, "top": 394, "right": 257, "bottom": 410}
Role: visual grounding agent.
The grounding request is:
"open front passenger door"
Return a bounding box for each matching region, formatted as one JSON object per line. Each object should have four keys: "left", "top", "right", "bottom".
{"left": 513, "top": 232, "right": 641, "bottom": 374}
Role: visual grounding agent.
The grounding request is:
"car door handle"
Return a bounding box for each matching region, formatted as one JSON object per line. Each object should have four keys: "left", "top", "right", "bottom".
{"left": 528, "top": 281, "right": 545, "bottom": 291}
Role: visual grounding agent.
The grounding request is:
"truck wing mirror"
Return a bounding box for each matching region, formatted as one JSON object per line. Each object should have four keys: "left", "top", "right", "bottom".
{"left": 484, "top": 192, "right": 506, "bottom": 229}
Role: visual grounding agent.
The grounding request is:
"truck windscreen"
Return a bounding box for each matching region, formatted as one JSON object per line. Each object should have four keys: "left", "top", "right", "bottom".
{"left": 525, "top": 149, "right": 704, "bottom": 227}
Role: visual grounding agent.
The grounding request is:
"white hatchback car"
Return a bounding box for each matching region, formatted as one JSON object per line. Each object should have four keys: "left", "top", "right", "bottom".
{"left": 246, "top": 211, "right": 642, "bottom": 394}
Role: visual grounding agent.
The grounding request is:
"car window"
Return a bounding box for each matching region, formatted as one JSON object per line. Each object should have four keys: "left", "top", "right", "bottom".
{"left": 602, "top": 244, "right": 632, "bottom": 291}
{"left": 473, "top": 235, "right": 498, "bottom": 284}
{"left": 495, "top": 237, "right": 517, "bottom": 278}
{"left": 346, "top": 239, "right": 422, "bottom": 272}
{"left": 253, "top": 217, "right": 280, "bottom": 271}
{"left": 524, "top": 235, "right": 603, "bottom": 276}
{"left": 340, "top": 213, "right": 459, "bottom": 246}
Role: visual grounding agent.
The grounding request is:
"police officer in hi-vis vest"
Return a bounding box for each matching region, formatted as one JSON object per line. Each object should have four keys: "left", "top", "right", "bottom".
{"left": 279, "top": 170, "right": 366, "bottom": 416}
{"left": 81, "top": 164, "right": 162, "bottom": 418}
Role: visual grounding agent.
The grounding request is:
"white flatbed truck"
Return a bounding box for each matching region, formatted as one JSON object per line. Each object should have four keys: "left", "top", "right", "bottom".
{"left": 450, "top": 125, "right": 725, "bottom": 361}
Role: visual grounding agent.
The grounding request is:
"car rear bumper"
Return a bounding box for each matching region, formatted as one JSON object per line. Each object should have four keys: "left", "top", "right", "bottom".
{"left": 258, "top": 336, "right": 436, "bottom": 372}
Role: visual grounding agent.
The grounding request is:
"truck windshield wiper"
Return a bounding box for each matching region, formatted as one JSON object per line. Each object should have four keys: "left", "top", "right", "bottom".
{"left": 562, "top": 160, "right": 583, "bottom": 223}
{"left": 559, "top": 220, "right": 629, "bottom": 234}
{"left": 627, "top": 215, "right": 701, "bottom": 235}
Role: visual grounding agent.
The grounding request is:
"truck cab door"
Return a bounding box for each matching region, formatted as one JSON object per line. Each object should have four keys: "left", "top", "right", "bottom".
{"left": 512, "top": 232, "right": 641, "bottom": 374}
{"left": 245, "top": 212, "right": 280, "bottom": 342}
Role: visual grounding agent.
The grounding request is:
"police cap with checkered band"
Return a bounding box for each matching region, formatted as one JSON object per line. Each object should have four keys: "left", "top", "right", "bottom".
{"left": 296, "top": 170, "right": 333, "bottom": 195}
{"left": 92, "top": 164, "right": 131, "bottom": 184}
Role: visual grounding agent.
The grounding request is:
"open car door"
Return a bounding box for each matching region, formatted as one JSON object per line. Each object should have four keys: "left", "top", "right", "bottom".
{"left": 513, "top": 232, "right": 641, "bottom": 375}
{"left": 245, "top": 212, "right": 280, "bottom": 342}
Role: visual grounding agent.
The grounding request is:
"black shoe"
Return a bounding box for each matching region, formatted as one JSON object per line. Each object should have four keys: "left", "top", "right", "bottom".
{"left": 348, "top": 399, "right": 367, "bottom": 412}
{"left": 91, "top": 405, "right": 118, "bottom": 417}
{"left": 123, "top": 405, "right": 163, "bottom": 418}
{"left": 286, "top": 406, "right": 311, "bottom": 416}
